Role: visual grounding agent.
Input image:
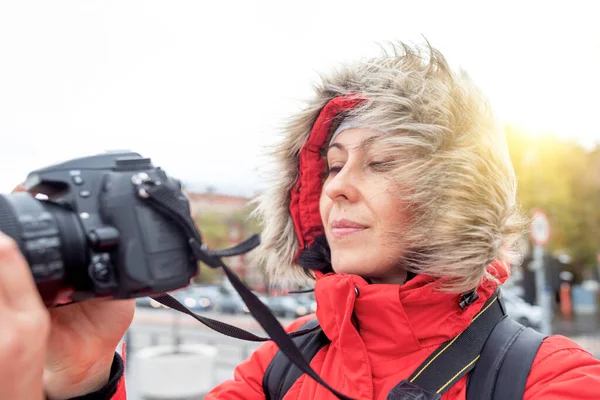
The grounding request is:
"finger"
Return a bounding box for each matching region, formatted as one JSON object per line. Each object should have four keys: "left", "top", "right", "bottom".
{"left": 0, "top": 232, "right": 44, "bottom": 311}
{"left": 11, "top": 183, "right": 26, "bottom": 193}
{"left": 12, "top": 182, "right": 41, "bottom": 197}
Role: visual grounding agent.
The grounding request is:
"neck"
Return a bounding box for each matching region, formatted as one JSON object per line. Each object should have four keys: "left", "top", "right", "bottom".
{"left": 366, "top": 269, "right": 408, "bottom": 285}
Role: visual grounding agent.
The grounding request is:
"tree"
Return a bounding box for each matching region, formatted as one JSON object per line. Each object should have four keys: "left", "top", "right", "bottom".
{"left": 192, "top": 205, "right": 262, "bottom": 285}
{"left": 506, "top": 126, "right": 600, "bottom": 275}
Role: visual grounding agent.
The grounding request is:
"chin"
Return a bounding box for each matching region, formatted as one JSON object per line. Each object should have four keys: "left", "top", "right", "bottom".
{"left": 331, "top": 256, "right": 370, "bottom": 276}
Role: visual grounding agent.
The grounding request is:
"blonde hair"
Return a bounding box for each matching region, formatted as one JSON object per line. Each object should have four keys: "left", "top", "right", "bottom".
{"left": 252, "top": 42, "right": 526, "bottom": 293}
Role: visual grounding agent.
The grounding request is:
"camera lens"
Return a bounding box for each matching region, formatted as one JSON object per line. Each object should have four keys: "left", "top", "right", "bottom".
{"left": 0, "top": 192, "right": 88, "bottom": 304}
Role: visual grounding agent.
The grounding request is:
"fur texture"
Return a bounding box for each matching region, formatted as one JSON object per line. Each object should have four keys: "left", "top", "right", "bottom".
{"left": 250, "top": 42, "right": 526, "bottom": 293}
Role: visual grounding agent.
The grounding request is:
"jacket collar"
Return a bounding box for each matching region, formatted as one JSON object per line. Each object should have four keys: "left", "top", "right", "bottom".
{"left": 314, "top": 261, "right": 507, "bottom": 360}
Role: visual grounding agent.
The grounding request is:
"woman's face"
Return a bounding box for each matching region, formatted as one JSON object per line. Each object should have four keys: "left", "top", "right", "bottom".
{"left": 319, "top": 128, "right": 409, "bottom": 284}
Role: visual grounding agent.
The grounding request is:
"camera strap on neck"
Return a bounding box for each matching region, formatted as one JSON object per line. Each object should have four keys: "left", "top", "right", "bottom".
{"left": 262, "top": 290, "right": 541, "bottom": 400}
{"left": 387, "top": 291, "right": 505, "bottom": 399}
{"left": 136, "top": 179, "right": 354, "bottom": 400}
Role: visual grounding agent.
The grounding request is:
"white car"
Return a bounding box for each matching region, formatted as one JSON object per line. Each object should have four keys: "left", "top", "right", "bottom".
{"left": 502, "top": 290, "right": 543, "bottom": 329}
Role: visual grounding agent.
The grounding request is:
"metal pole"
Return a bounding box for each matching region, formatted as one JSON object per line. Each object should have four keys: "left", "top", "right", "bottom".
{"left": 173, "top": 311, "right": 182, "bottom": 353}
{"left": 532, "top": 245, "right": 552, "bottom": 335}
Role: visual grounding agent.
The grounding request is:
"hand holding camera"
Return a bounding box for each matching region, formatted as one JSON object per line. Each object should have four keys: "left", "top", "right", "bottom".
{"left": 0, "top": 151, "right": 337, "bottom": 399}
{"left": 0, "top": 231, "right": 49, "bottom": 400}
{"left": 41, "top": 290, "right": 134, "bottom": 399}
{"left": 0, "top": 181, "right": 136, "bottom": 399}
{"left": 0, "top": 231, "right": 134, "bottom": 399}
{"left": 0, "top": 152, "right": 194, "bottom": 398}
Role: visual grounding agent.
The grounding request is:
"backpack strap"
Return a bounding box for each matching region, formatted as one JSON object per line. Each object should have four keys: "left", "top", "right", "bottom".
{"left": 261, "top": 289, "right": 545, "bottom": 400}
{"left": 263, "top": 318, "right": 330, "bottom": 400}
{"left": 387, "top": 290, "right": 505, "bottom": 399}
{"left": 466, "top": 317, "right": 547, "bottom": 400}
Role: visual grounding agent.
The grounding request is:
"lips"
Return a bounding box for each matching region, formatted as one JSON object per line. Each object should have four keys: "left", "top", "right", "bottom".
{"left": 330, "top": 219, "right": 368, "bottom": 238}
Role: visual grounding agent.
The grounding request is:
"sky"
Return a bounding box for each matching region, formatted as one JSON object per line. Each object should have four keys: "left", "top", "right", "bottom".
{"left": 0, "top": 1, "right": 598, "bottom": 195}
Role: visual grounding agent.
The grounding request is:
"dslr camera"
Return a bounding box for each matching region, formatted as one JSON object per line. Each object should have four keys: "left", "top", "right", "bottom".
{"left": 0, "top": 152, "right": 198, "bottom": 306}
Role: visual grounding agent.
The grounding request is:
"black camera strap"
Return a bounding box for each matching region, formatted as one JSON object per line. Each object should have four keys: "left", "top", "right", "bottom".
{"left": 151, "top": 290, "right": 321, "bottom": 342}
{"left": 135, "top": 179, "right": 354, "bottom": 400}
{"left": 151, "top": 240, "right": 321, "bottom": 343}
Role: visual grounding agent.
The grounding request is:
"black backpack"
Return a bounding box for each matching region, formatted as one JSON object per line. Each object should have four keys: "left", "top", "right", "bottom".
{"left": 263, "top": 289, "right": 546, "bottom": 400}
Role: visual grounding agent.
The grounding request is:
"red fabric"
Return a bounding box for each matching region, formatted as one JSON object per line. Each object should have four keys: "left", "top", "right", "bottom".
{"left": 110, "top": 343, "right": 127, "bottom": 400}
{"left": 289, "top": 96, "right": 363, "bottom": 256}
{"left": 204, "top": 262, "right": 600, "bottom": 399}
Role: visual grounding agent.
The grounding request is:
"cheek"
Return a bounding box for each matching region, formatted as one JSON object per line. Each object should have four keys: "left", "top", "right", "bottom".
{"left": 319, "top": 192, "right": 331, "bottom": 226}
{"left": 373, "top": 196, "right": 409, "bottom": 243}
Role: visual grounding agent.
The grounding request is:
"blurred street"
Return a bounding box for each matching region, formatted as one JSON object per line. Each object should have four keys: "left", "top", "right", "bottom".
{"left": 552, "top": 311, "right": 600, "bottom": 357}
{"left": 120, "top": 307, "right": 289, "bottom": 400}
{"left": 120, "top": 305, "right": 599, "bottom": 400}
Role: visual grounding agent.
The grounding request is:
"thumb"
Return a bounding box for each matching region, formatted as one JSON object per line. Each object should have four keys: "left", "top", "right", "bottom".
{"left": 12, "top": 183, "right": 26, "bottom": 193}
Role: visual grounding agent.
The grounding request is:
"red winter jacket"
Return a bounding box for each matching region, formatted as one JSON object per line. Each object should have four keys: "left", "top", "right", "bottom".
{"left": 109, "top": 265, "right": 600, "bottom": 400}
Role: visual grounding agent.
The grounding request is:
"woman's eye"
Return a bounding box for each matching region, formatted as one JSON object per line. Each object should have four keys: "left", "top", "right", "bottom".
{"left": 328, "top": 166, "right": 343, "bottom": 175}
{"left": 368, "top": 160, "right": 393, "bottom": 172}
{"left": 324, "top": 164, "right": 343, "bottom": 178}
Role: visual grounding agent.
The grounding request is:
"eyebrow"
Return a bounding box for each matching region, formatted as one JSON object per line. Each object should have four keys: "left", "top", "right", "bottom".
{"left": 325, "top": 136, "right": 380, "bottom": 156}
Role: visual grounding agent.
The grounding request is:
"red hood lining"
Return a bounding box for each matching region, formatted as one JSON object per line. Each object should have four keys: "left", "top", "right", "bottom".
{"left": 289, "top": 96, "right": 364, "bottom": 261}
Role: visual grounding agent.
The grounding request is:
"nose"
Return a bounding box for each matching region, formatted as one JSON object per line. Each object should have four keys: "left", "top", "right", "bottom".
{"left": 323, "top": 165, "right": 360, "bottom": 204}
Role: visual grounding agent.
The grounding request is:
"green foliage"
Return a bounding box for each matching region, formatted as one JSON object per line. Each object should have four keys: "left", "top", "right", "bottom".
{"left": 506, "top": 127, "right": 600, "bottom": 271}
{"left": 192, "top": 205, "right": 261, "bottom": 284}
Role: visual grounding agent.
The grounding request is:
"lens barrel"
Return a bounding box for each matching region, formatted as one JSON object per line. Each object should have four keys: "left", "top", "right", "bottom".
{"left": 0, "top": 193, "right": 88, "bottom": 303}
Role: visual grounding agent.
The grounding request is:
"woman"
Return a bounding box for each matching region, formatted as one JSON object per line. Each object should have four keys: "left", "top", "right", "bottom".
{"left": 0, "top": 42, "right": 599, "bottom": 400}
{"left": 205, "top": 42, "right": 600, "bottom": 399}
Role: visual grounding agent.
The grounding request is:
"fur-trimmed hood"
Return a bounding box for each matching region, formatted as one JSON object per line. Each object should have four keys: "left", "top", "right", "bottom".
{"left": 251, "top": 90, "right": 359, "bottom": 288}
{"left": 251, "top": 43, "right": 523, "bottom": 291}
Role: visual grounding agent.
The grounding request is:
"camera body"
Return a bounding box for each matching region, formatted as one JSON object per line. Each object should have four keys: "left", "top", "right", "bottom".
{"left": 0, "top": 152, "right": 197, "bottom": 306}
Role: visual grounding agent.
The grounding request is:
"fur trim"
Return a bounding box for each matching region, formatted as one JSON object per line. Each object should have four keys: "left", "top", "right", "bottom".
{"left": 250, "top": 94, "right": 332, "bottom": 288}
{"left": 250, "top": 42, "right": 525, "bottom": 292}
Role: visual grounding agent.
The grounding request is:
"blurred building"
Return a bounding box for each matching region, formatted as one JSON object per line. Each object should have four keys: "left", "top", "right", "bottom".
{"left": 185, "top": 191, "right": 266, "bottom": 291}
{"left": 187, "top": 191, "right": 251, "bottom": 216}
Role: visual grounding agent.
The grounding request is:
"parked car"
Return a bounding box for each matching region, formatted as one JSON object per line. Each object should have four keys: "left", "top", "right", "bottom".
{"left": 267, "top": 295, "right": 309, "bottom": 318}
{"left": 134, "top": 284, "right": 221, "bottom": 311}
{"left": 502, "top": 290, "right": 542, "bottom": 329}
{"left": 501, "top": 282, "right": 524, "bottom": 297}
{"left": 135, "top": 296, "right": 153, "bottom": 308}
{"left": 215, "top": 289, "right": 268, "bottom": 314}
{"left": 167, "top": 286, "right": 218, "bottom": 312}
{"left": 294, "top": 295, "right": 317, "bottom": 314}
{"left": 186, "top": 284, "right": 221, "bottom": 311}
{"left": 216, "top": 291, "right": 248, "bottom": 314}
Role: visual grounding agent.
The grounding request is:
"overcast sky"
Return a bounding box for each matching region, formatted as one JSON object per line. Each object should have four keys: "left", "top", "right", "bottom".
{"left": 0, "top": 1, "right": 598, "bottom": 195}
